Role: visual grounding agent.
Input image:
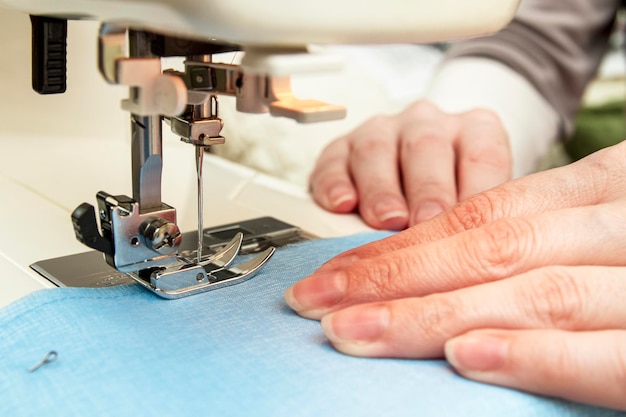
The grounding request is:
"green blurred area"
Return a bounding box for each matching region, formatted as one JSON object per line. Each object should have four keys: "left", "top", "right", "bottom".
{"left": 564, "top": 99, "right": 626, "bottom": 161}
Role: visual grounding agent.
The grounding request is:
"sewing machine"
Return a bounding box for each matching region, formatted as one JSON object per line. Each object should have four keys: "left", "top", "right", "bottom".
{"left": 0, "top": 0, "right": 520, "bottom": 301}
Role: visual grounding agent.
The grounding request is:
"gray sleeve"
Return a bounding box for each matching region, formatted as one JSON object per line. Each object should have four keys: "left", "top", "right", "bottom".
{"left": 444, "top": 0, "right": 622, "bottom": 138}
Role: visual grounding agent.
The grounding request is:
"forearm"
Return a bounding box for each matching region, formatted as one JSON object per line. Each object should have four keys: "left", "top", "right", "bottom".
{"left": 442, "top": 0, "right": 621, "bottom": 138}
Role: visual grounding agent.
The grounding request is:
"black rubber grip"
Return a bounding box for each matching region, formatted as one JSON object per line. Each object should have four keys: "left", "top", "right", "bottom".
{"left": 71, "top": 203, "right": 113, "bottom": 255}
{"left": 30, "top": 15, "right": 67, "bottom": 94}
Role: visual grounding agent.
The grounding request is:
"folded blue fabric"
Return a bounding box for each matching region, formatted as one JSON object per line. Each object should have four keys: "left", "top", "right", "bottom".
{"left": 0, "top": 232, "right": 620, "bottom": 416}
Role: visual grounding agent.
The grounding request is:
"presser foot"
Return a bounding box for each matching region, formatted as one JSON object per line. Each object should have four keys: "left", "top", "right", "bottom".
{"left": 31, "top": 217, "right": 311, "bottom": 293}
{"left": 128, "top": 233, "right": 275, "bottom": 299}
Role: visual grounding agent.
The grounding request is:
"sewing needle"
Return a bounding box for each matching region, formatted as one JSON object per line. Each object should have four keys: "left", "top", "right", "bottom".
{"left": 196, "top": 145, "right": 204, "bottom": 264}
{"left": 28, "top": 351, "right": 57, "bottom": 372}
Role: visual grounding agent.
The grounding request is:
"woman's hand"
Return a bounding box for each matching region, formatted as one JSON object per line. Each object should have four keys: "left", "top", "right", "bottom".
{"left": 288, "top": 141, "right": 626, "bottom": 410}
{"left": 309, "top": 100, "right": 512, "bottom": 230}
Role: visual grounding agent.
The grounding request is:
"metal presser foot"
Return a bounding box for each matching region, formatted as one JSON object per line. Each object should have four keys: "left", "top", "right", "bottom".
{"left": 68, "top": 190, "right": 278, "bottom": 299}
{"left": 129, "top": 232, "right": 275, "bottom": 299}
{"left": 31, "top": 215, "right": 310, "bottom": 294}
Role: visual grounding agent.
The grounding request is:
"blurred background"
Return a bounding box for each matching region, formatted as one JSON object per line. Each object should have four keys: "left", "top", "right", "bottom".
{"left": 0, "top": 8, "right": 623, "bottom": 187}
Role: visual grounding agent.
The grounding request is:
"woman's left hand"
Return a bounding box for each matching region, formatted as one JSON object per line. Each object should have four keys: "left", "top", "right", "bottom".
{"left": 286, "top": 141, "right": 626, "bottom": 411}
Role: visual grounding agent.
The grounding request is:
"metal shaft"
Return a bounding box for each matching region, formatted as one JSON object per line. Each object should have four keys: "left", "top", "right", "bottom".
{"left": 129, "top": 30, "right": 164, "bottom": 213}
{"left": 196, "top": 145, "right": 204, "bottom": 263}
{"left": 131, "top": 114, "right": 163, "bottom": 212}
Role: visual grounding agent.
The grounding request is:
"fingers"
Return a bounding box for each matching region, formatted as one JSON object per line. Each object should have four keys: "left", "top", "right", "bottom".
{"left": 309, "top": 138, "right": 359, "bottom": 214}
{"left": 396, "top": 103, "right": 511, "bottom": 226}
{"left": 310, "top": 101, "right": 516, "bottom": 231}
{"left": 396, "top": 103, "right": 458, "bottom": 225}
{"left": 446, "top": 329, "right": 626, "bottom": 411}
{"left": 317, "top": 265, "right": 626, "bottom": 358}
{"left": 455, "top": 109, "right": 512, "bottom": 200}
{"left": 286, "top": 202, "right": 626, "bottom": 319}
{"left": 346, "top": 116, "right": 409, "bottom": 230}
{"left": 317, "top": 144, "right": 623, "bottom": 273}
{"left": 310, "top": 115, "right": 410, "bottom": 230}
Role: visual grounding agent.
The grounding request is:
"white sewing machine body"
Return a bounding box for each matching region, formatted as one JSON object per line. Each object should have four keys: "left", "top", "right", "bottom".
{"left": 0, "top": 0, "right": 520, "bottom": 302}
{"left": 0, "top": 0, "right": 520, "bottom": 46}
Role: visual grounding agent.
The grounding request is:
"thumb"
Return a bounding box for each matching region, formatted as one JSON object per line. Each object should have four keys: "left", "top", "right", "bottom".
{"left": 444, "top": 329, "right": 626, "bottom": 411}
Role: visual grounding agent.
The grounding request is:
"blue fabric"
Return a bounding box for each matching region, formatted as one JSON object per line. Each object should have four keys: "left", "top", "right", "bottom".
{"left": 0, "top": 232, "right": 621, "bottom": 417}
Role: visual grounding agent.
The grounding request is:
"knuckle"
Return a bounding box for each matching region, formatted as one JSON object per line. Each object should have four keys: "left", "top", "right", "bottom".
{"left": 580, "top": 158, "right": 615, "bottom": 201}
{"left": 446, "top": 193, "right": 498, "bottom": 232}
{"left": 348, "top": 257, "right": 466, "bottom": 343}
{"left": 407, "top": 180, "right": 452, "bottom": 204}
{"left": 351, "top": 138, "right": 393, "bottom": 160}
{"left": 459, "top": 110, "right": 511, "bottom": 172}
{"left": 563, "top": 143, "right": 626, "bottom": 202}
{"left": 462, "top": 141, "right": 512, "bottom": 172}
{"left": 443, "top": 187, "right": 516, "bottom": 233}
{"left": 402, "top": 100, "right": 440, "bottom": 119}
{"left": 354, "top": 256, "right": 416, "bottom": 301}
{"left": 349, "top": 126, "right": 397, "bottom": 158}
{"left": 410, "top": 294, "right": 462, "bottom": 341}
{"left": 355, "top": 114, "right": 395, "bottom": 137}
{"left": 522, "top": 268, "right": 588, "bottom": 328}
{"left": 311, "top": 176, "right": 347, "bottom": 198}
{"left": 464, "top": 218, "right": 535, "bottom": 277}
{"left": 346, "top": 259, "right": 399, "bottom": 303}
{"left": 401, "top": 127, "right": 451, "bottom": 152}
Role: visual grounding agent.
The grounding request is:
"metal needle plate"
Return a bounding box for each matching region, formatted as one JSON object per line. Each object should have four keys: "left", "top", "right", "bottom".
{"left": 31, "top": 216, "right": 312, "bottom": 296}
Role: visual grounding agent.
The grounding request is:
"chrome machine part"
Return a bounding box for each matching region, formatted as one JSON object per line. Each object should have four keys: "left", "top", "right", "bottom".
{"left": 139, "top": 216, "right": 182, "bottom": 254}
{"left": 129, "top": 233, "right": 276, "bottom": 299}
{"left": 169, "top": 56, "right": 226, "bottom": 265}
{"left": 168, "top": 56, "right": 346, "bottom": 125}
{"left": 131, "top": 114, "right": 163, "bottom": 211}
{"left": 94, "top": 191, "right": 179, "bottom": 272}
{"left": 195, "top": 145, "right": 204, "bottom": 264}
{"left": 37, "top": 216, "right": 311, "bottom": 290}
{"left": 69, "top": 30, "right": 279, "bottom": 298}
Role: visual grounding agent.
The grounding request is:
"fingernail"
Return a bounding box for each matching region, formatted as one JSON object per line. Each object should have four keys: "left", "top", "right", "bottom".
{"left": 284, "top": 272, "right": 347, "bottom": 318}
{"left": 413, "top": 202, "right": 444, "bottom": 224}
{"left": 373, "top": 201, "right": 408, "bottom": 230}
{"left": 445, "top": 333, "right": 508, "bottom": 372}
{"left": 322, "top": 304, "right": 390, "bottom": 345}
{"left": 328, "top": 186, "right": 355, "bottom": 211}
